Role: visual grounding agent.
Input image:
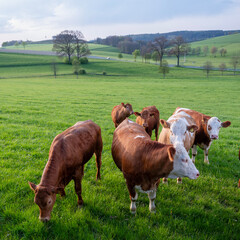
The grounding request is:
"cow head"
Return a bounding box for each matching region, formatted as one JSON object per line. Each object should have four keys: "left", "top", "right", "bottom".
{"left": 135, "top": 110, "right": 155, "bottom": 128}
{"left": 168, "top": 143, "right": 199, "bottom": 180}
{"left": 160, "top": 118, "right": 198, "bottom": 145}
{"left": 121, "top": 102, "right": 134, "bottom": 115}
{"left": 29, "top": 182, "right": 63, "bottom": 222}
{"left": 203, "top": 117, "right": 231, "bottom": 140}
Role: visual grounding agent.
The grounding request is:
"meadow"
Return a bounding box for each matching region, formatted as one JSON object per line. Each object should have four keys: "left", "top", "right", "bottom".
{"left": 0, "top": 52, "right": 240, "bottom": 239}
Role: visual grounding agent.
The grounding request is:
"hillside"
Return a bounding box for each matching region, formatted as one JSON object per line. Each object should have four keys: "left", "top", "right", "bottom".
{"left": 127, "top": 30, "right": 240, "bottom": 43}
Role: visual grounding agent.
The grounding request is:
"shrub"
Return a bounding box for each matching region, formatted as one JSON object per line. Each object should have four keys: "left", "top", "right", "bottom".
{"left": 79, "top": 57, "right": 89, "bottom": 64}
{"left": 79, "top": 69, "right": 86, "bottom": 75}
{"left": 102, "top": 71, "right": 107, "bottom": 75}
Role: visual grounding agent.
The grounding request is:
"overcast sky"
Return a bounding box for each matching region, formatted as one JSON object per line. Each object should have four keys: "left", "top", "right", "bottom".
{"left": 0, "top": 0, "right": 240, "bottom": 45}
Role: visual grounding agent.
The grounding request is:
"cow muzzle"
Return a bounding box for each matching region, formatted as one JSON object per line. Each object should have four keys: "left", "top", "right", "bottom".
{"left": 210, "top": 135, "right": 218, "bottom": 140}
{"left": 39, "top": 216, "right": 50, "bottom": 222}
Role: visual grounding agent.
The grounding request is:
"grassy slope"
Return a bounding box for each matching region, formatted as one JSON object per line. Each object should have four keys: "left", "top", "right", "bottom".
{"left": 0, "top": 53, "right": 240, "bottom": 240}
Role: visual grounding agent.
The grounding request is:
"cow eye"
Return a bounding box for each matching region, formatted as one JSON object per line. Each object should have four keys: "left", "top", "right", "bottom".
{"left": 48, "top": 200, "right": 52, "bottom": 204}
{"left": 208, "top": 126, "right": 212, "bottom": 131}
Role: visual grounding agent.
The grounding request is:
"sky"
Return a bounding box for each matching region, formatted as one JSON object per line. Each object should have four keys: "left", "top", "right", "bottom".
{"left": 0, "top": 0, "right": 240, "bottom": 45}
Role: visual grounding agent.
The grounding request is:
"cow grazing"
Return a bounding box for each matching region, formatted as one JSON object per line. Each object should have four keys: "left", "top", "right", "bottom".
{"left": 135, "top": 106, "right": 160, "bottom": 140}
{"left": 111, "top": 102, "right": 134, "bottom": 128}
{"left": 111, "top": 119, "right": 199, "bottom": 213}
{"left": 29, "top": 120, "right": 102, "bottom": 222}
{"left": 158, "top": 110, "right": 198, "bottom": 183}
{"left": 174, "top": 107, "right": 231, "bottom": 164}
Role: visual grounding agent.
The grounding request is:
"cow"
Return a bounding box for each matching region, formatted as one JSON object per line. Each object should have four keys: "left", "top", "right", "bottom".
{"left": 174, "top": 107, "right": 231, "bottom": 164}
{"left": 28, "top": 120, "right": 102, "bottom": 222}
{"left": 111, "top": 102, "right": 134, "bottom": 128}
{"left": 111, "top": 119, "right": 199, "bottom": 214}
{"left": 158, "top": 110, "right": 198, "bottom": 184}
{"left": 135, "top": 106, "right": 160, "bottom": 141}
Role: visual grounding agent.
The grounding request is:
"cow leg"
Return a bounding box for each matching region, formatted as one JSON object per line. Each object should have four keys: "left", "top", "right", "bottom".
{"left": 94, "top": 134, "right": 103, "bottom": 180}
{"left": 192, "top": 145, "right": 197, "bottom": 163}
{"left": 177, "top": 177, "right": 182, "bottom": 184}
{"left": 162, "top": 177, "right": 168, "bottom": 184}
{"left": 73, "top": 166, "right": 84, "bottom": 207}
{"left": 204, "top": 143, "right": 211, "bottom": 164}
{"left": 126, "top": 182, "right": 138, "bottom": 214}
{"left": 155, "top": 127, "right": 158, "bottom": 141}
{"left": 148, "top": 189, "right": 157, "bottom": 213}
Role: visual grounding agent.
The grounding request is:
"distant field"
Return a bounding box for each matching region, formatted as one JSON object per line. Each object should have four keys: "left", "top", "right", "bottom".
{"left": 2, "top": 33, "right": 240, "bottom": 68}
{"left": 0, "top": 52, "right": 240, "bottom": 239}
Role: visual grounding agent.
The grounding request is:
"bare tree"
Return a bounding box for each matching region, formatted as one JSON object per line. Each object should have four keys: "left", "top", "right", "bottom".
{"left": 203, "top": 61, "right": 213, "bottom": 77}
{"left": 230, "top": 56, "right": 239, "bottom": 75}
{"left": 171, "top": 36, "right": 187, "bottom": 67}
{"left": 150, "top": 36, "right": 168, "bottom": 66}
{"left": 219, "top": 48, "right": 227, "bottom": 57}
{"left": 53, "top": 30, "right": 76, "bottom": 64}
{"left": 159, "top": 60, "right": 169, "bottom": 78}
{"left": 203, "top": 46, "right": 209, "bottom": 56}
{"left": 51, "top": 62, "right": 57, "bottom": 78}
{"left": 219, "top": 63, "right": 227, "bottom": 76}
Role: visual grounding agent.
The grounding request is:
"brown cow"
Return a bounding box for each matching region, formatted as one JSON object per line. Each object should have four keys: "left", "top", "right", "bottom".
{"left": 111, "top": 119, "right": 199, "bottom": 213}
{"left": 175, "top": 107, "right": 231, "bottom": 164}
{"left": 111, "top": 102, "right": 134, "bottom": 128}
{"left": 135, "top": 106, "right": 160, "bottom": 140}
{"left": 29, "top": 120, "right": 102, "bottom": 222}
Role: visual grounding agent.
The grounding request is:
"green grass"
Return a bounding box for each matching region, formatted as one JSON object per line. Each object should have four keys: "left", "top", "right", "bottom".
{"left": 0, "top": 52, "right": 240, "bottom": 239}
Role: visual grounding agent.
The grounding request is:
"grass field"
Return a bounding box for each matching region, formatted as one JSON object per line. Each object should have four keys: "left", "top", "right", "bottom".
{"left": 0, "top": 52, "right": 240, "bottom": 239}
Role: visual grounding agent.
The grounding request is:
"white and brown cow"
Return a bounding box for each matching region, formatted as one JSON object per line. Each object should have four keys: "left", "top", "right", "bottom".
{"left": 29, "top": 120, "right": 102, "bottom": 222}
{"left": 174, "top": 107, "right": 231, "bottom": 164}
{"left": 111, "top": 102, "right": 134, "bottom": 128}
{"left": 111, "top": 119, "right": 199, "bottom": 213}
{"left": 158, "top": 109, "right": 198, "bottom": 183}
{"left": 135, "top": 105, "right": 160, "bottom": 141}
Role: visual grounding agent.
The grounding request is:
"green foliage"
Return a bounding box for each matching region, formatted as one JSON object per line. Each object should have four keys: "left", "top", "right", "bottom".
{"left": 79, "top": 57, "right": 89, "bottom": 64}
{"left": 0, "top": 52, "right": 240, "bottom": 239}
{"left": 79, "top": 69, "right": 86, "bottom": 75}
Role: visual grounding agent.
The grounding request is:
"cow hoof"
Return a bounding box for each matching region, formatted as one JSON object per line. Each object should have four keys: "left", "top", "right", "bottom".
{"left": 177, "top": 180, "right": 182, "bottom": 184}
{"left": 204, "top": 160, "right": 209, "bottom": 164}
{"left": 130, "top": 209, "right": 136, "bottom": 214}
{"left": 150, "top": 209, "right": 156, "bottom": 213}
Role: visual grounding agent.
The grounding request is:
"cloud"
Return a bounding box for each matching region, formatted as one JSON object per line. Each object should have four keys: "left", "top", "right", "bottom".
{"left": 0, "top": 0, "right": 239, "bottom": 44}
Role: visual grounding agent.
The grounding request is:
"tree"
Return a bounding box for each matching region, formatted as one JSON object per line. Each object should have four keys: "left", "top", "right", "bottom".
{"left": 219, "top": 63, "right": 227, "bottom": 76}
{"left": 74, "top": 30, "right": 90, "bottom": 60}
{"left": 151, "top": 51, "right": 159, "bottom": 63}
{"left": 230, "top": 56, "right": 239, "bottom": 75}
{"left": 203, "top": 61, "right": 213, "bottom": 77}
{"left": 203, "top": 46, "right": 209, "bottom": 56}
{"left": 118, "top": 53, "right": 123, "bottom": 59}
{"left": 219, "top": 48, "right": 227, "bottom": 57}
{"left": 14, "top": 42, "right": 19, "bottom": 48}
{"left": 132, "top": 49, "right": 140, "bottom": 62}
{"left": 211, "top": 46, "right": 218, "bottom": 57}
{"left": 53, "top": 30, "right": 76, "bottom": 64}
{"left": 22, "top": 41, "right": 27, "bottom": 49}
{"left": 51, "top": 62, "right": 58, "bottom": 78}
{"left": 150, "top": 36, "right": 168, "bottom": 67}
{"left": 2, "top": 42, "right": 8, "bottom": 47}
{"left": 171, "top": 36, "right": 187, "bottom": 67}
{"left": 72, "top": 58, "right": 80, "bottom": 78}
{"left": 159, "top": 60, "right": 169, "bottom": 78}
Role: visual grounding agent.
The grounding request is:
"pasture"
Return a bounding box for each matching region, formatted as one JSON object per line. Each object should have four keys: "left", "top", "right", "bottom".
{"left": 0, "top": 52, "right": 240, "bottom": 239}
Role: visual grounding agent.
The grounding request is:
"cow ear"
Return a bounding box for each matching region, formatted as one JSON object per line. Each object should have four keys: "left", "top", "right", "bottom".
{"left": 167, "top": 146, "right": 176, "bottom": 162}
{"left": 134, "top": 112, "right": 141, "bottom": 116}
{"left": 202, "top": 117, "right": 208, "bottom": 125}
{"left": 160, "top": 119, "right": 170, "bottom": 128}
{"left": 28, "top": 181, "right": 37, "bottom": 192}
{"left": 187, "top": 125, "right": 198, "bottom": 133}
{"left": 121, "top": 102, "right": 125, "bottom": 107}
{"left": 221, "top": 121, "right": 231, "bottom": 128}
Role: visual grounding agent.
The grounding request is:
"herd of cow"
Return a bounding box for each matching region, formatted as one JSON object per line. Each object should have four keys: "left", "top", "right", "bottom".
{"left": 29, "top": 103, "right": 233, "bottom": 222}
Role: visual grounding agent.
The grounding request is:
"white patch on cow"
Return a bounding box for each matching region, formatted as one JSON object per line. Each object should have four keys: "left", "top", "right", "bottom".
{"left": 128, "top": 119, "right": 135, "bottom": 124}
{"left": 134, "top": 135, "right": 145, "bottom": 139}
{"left": 168, "top": 143, "right": 199, "bottom": 180}
{"left": 135, "top": 185, "right": 155, "bottom": 194}
{"left": 175, "top": 108, "right": 191, "bottom": 114}
{"left": 169, "top": 119, "right": 187, "bottom": 144}
{"left": 207, "top": 117, "right": 222, "bottom": 140}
